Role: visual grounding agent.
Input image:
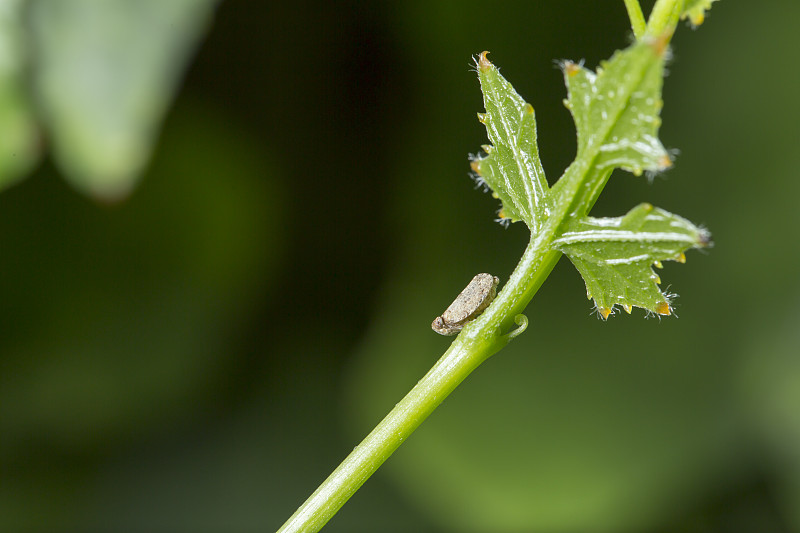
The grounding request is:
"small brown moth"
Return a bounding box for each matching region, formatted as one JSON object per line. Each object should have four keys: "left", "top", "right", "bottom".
{"left": 431, "top": 273, "right": 500, "bottom": 336}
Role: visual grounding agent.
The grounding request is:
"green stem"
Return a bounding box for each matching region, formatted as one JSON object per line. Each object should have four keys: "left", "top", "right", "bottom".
{"left": 278, "top": 236, "right": 558, "bottom": 533}
{"left": 623, "top": 0, "right": 647, "bottom": 39}
{"left": 276, "top": 339, "right": 492, "bottom": 532}
{"left": 646, "top": 0, "right": 684, "bottom": 37}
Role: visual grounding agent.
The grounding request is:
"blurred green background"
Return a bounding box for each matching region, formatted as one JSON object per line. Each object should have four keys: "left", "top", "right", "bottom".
{"left": 1, "top": 1, "right": 799, "bottom": 531}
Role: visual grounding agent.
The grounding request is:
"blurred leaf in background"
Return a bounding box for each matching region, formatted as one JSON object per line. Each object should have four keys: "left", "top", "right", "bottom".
{"left": 0, "top": 97, "right": 286, "bottom": 530}
{"left": 0, "top": 0, "right": 217, "bottom": 199}
{"left": 0, "top": 0, "right": 39, "bottom": 188}
{"left": 29, "top": 0, "right": 217, "bottom": 199}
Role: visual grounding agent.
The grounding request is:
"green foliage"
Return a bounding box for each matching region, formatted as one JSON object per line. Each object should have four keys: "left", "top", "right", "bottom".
{"left": 474, "top": 39, "right": 710, "bottom": 318}
{"left": 554, "top": 203, "right": 709, "bottom": 317}
{"left": 283, "top": 2, "right": 719, "bottom": 530}
{"left": 30, "top": 0, "right": 216, "bottom": 199}
{"left": 562, "top": 42, "right": 669, "bottom": 184}
{"left": 0, "top": 0, "right": 38, "bottom": 188}
{"left": 471, "top": 52, "right": 548, "bottom": 230}
{"left": 0, "top": 0, "right": 217, "bottom": 199}
{"left": 682, "top": 0, "right": 719, "bottom": 26}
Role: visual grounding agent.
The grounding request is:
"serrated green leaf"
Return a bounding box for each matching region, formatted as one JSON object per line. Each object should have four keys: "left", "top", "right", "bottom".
{"left": 551, "top": 40, "right": 710, "bottom": 319}
{"left": 471, "top": 40, "right": 709, "bottom": 320}
{"left": 30, "top": 0, "right": 217, "bottom": 200}
{"left": 554, "top": 203, "right": 710, "bottom": 318}
{"left": 682, "top": 0, "right": 719, "bottom": 27}
{"left": 473, "top": 53, "right": 548, "bottom": 230}
{"left": 562, "top": 41, "right": 670, "bottom": 178}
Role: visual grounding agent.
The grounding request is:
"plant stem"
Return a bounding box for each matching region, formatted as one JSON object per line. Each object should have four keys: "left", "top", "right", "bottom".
{"left": 275, "top": 338, "right": 495, "bottom": 533}
{"left": 277, "top": 236, "right": 557, "bottom": 533}
{"left": 276, "top": 337, "right": 493, "bottom": 532}
{"left": 646, "top": 0, "right": 684, "bottom": 37}
{"left": 623, "top": 0, "right": 647, "bottom": 39}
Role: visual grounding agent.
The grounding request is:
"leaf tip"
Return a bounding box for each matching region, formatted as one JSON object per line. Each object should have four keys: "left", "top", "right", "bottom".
{"left": 622, "top": 304, "right": 632, "bottom": 314}
{"left": 495, "top": 214, "right": 513, "bottom": 228}
{"left": 658, "top": 154, "right": 673, "bottom": 170}
{"left": 478, "top": 51, "right": 492, "bottom": 72}
{"left": 477, "top": 112, "right": 487, "bottom": 124}
{"left": 563, "top": 60, "right": 581, "bottom": 77}
{"left": 688, "top": 12, "right": 705, "bottom": 26}
{"left": 681, "top": 0, "right": 718, "bottom": 28}
{"left": 598, "top": 306, "right": 613, "bottom": 320}
{"left": 697, "top": 228, "right": 713, "bottom": 247}
{"left": 653, "top": 260, "right": 664, "bottom": 269}
{"left": 495, "top": 208, "right": 518, "bottom": 227}
{"left": 655, "top": 301, "right": 671, "bottom": 316}
{"left": 675, "top": 252, "right": 687, "bottom": 264}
